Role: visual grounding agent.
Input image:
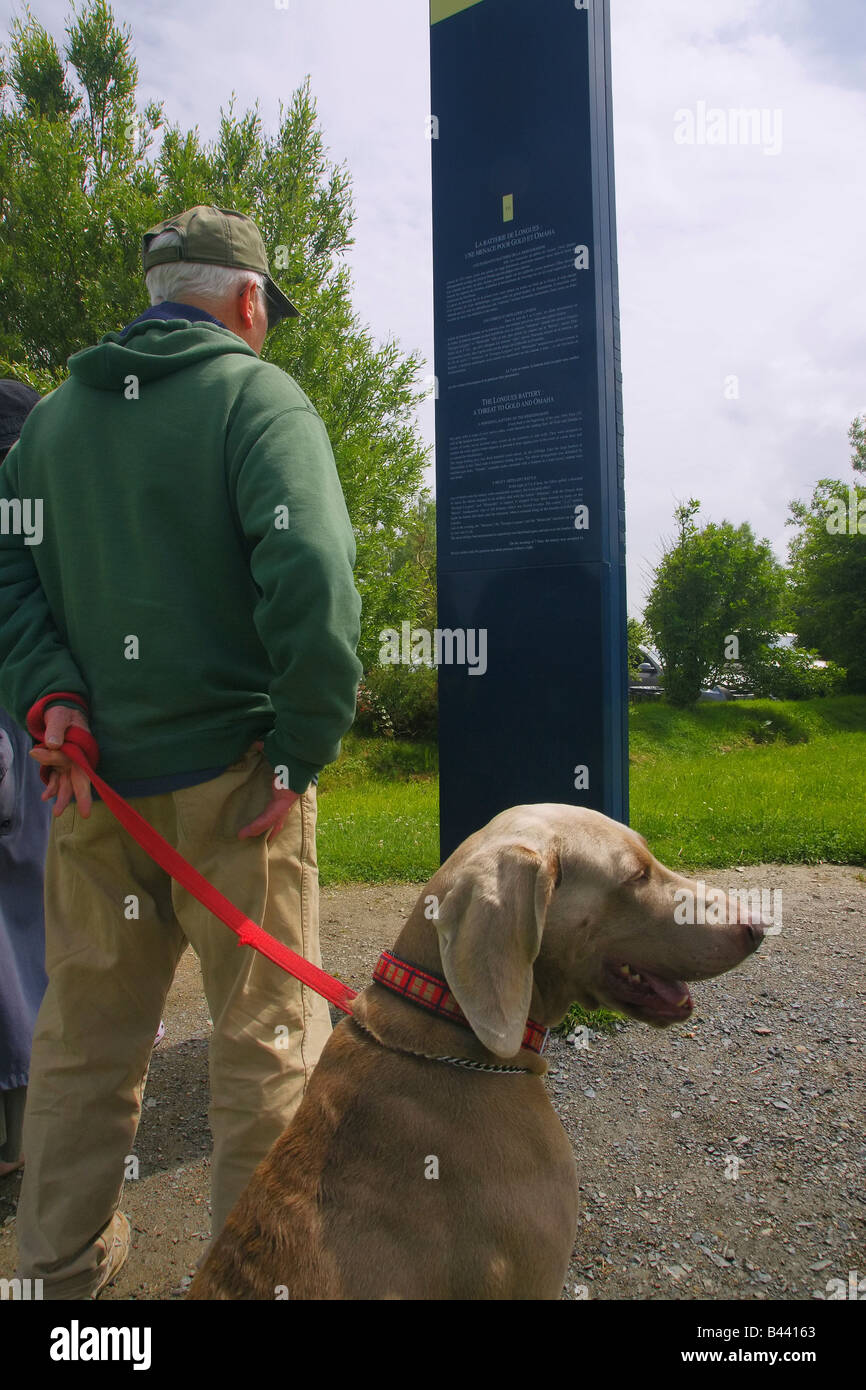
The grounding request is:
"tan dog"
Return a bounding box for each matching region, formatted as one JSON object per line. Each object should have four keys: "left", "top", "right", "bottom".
{"left": 188, "top": 804, "right": 766, "bottom": 1301}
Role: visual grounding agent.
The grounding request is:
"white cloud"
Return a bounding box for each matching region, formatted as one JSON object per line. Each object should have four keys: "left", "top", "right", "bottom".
{"left": 612, "top": 1, "right": 866, "bottom": 607}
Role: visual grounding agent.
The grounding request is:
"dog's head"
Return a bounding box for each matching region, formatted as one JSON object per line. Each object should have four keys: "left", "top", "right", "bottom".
{"left": 417, "top": 804, "right": 767, "bottom": 1058}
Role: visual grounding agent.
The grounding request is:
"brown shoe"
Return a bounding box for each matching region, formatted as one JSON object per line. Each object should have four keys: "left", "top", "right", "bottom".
{"left": 91, "top": 1211, "right": 131, "bottom": 1299}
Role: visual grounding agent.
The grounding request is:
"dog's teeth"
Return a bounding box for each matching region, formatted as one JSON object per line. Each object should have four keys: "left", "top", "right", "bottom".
{"left": 678, "top": 995, "right": 689, "bottom": 1006}
{"left": 631, "top": 973, "right": 642, "bottom": 983}
{"left": 620, "top": 965, "right": 630, "bottom": 976}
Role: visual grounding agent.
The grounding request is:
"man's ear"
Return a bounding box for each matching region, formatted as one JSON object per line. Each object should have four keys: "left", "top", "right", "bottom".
{"left": 434, "top": 841, "right": 560, "bottom": 1057}
{"left": 237, "top": 279, "right": 256, "bottom": 329}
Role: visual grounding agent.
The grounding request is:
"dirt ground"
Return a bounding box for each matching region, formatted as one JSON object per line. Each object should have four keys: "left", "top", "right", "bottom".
{"left": 1, "top": 864, "right": 863, "bottom": 1301}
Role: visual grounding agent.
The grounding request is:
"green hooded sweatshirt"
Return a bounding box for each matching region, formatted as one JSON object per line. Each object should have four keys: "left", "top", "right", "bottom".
{"left": 0, "top": 318, "right": 362, "bottom": 793}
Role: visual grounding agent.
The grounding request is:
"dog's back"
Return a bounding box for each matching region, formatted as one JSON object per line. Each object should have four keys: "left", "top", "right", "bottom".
{"left": 188, "top": 1014, "right": 579, "bottom": 1300}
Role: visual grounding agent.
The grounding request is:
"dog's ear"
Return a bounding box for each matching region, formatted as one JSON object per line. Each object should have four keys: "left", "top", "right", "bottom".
{"left": 434, "top": 841, "right": 560, "bottom": 1057}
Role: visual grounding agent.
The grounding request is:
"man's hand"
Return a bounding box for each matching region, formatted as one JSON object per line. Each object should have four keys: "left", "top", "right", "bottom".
{"left": 29, "top": 704, "right": 93, "bottom": 818}
{"left": 238, "top": 744, "right": 301, "bottom": 842}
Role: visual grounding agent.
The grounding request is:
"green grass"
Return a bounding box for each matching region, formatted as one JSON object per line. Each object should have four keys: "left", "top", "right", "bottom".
{"left": 559, "top": 1002, "right": 620, "bottom": 1036}
{"left": 629, "top": 696, "right": 866, "bottom": 870}
{"left": 317, "top": 697, "right": 866, "bottom": 884}
{"left": 316, "top": 779, "right": 438, "bottom": 884}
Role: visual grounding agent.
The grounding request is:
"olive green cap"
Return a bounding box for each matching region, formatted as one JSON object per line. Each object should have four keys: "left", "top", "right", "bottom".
{"left": 142, "top": 205, "right": 300, "bottom": 327}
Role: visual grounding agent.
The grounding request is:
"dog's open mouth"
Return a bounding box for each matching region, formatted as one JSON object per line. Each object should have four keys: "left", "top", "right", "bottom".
{"left": 602, "top": 960, "right": 693, "bottom": 1024}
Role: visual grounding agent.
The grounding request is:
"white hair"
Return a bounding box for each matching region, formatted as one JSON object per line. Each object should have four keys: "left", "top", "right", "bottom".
{"left": 145, "top": 229, "right": 267, "bottom": 311}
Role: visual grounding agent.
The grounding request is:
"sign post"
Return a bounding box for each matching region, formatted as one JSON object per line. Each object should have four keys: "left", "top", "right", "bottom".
{"left": 430, "top": 0, "right": 628, "bottom": 861}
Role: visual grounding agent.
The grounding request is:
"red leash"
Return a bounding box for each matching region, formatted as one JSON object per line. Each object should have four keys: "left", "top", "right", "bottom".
{"left": 27, "top": 703, "right": 357, "bottom": 1015}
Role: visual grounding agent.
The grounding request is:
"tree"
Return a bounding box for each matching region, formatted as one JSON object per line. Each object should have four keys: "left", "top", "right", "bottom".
{"left": 0, "top": 2, "right": 432, "bottom": 666}
{"left": 787, "top": 441, "right": 866, "bottom": 692}
{"left": 0, "top": 4, "right": 162, "bottom": 374}
{"left": 385, "top": 497, "right": 437, "bottom": 627}
{"left": 738, "top": 641, "right": 846, "bottom": 701}
{"left": 849, "top": 413, "right": 866, "bottom": 474}
{"left": 644, "top": 500, "right": 787, "bottom": 706}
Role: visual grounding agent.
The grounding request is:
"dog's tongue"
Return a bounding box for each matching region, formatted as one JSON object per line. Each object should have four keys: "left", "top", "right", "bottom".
{"left": 605, "top": 961, "right": 693, "bottom": 1020}
{"left": 643, "top": 971, "right": 691, "bottom": 1010}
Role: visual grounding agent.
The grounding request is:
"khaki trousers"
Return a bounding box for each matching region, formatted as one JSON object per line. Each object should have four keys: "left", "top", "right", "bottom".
{"left": 14, "top": 745, "right": 332, "bottom": 1298}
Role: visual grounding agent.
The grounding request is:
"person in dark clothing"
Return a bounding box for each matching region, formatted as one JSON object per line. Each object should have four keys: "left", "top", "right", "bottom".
{"left": 0, "top": 379, "right": 49, "bottom": 1179}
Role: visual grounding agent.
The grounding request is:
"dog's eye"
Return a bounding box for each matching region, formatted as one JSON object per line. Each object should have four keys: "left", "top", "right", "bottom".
{"left": 628, "top": 866, "right": 650, "bottom": 885}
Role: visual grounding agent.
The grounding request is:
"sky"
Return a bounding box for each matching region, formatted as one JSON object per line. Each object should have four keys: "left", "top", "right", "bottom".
{"left": 2, "top": 0, "right": 864, "bottom": 616}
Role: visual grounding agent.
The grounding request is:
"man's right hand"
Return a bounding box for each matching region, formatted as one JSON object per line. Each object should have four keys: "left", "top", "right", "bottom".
{"left": 237, "top": 741, "right": 301, "bottom": 843}
{"left": 29, "top": 704, "right": 93, "bottom": 818}
{"left": 238, "top": 786, "right": 301, "bottom": 843}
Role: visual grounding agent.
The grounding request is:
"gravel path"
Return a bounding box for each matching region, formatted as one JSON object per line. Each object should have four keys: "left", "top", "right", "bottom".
{"left": 1, "top": 863, "right": 863, "bottom": 1301}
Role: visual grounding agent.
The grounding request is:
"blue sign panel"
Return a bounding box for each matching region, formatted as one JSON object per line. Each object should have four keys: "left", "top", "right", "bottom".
{"left": 430, "top": 0, "right": 627, "bottom": 860}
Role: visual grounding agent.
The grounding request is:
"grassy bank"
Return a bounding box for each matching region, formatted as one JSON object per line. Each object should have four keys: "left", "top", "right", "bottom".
{"left": 628, "top": 696, "right": 866, "bottom": 870}
{"left": 316, "top": 696, "right": 866, "bottom": 884}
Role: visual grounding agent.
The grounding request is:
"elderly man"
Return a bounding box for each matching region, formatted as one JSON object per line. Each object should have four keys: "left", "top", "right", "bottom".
{"left": 0, "top": 206, "right": 362, "bottom": 1298}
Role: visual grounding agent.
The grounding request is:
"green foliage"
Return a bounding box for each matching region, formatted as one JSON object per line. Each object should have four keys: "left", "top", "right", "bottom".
{"left": 849, "top": 413, "right": 866, "bottom": 474}
{"left": 5, "top": 9, "right": 78, "bottom": 119}
{"left": 0, "top": 355, "right": 63, "bottom": 395}
{"left": 0, "top": 1, "right": 432, "bottom": 666}
{"left": 320, "top": 731, "right": 437, "bottom": 790}
{"left": 356, "top": 663, "right": 438, "bottom": 740}
{"left": 64, "top": 0, "right": 138, "bottom": 179}
{"left": 644, "top": 500, "right": 787, "bottom": 707}
{"left": 355, "top": 496, "right": 437, "bottom": 672}
{"left": 787, "top": 475, "right": 866, "bottom": 693}
{"left": 0, "top": 4, "right": 163, "bottom": 367}
{"left": 384, "top": 496, "right": 437, "bottom": 636}
{"left": 739, "top": 643, "right": 847, "bottom": 701}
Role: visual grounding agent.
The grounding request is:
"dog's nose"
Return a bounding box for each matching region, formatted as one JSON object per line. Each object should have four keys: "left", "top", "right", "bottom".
{"left": 745, "top": 922, "right": 765, "bottom": 952}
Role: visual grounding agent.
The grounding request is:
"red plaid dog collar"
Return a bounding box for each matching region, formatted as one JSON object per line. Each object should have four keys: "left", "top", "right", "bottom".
{"left": 372, "top": 950, "right": 549, "bottom": 1056}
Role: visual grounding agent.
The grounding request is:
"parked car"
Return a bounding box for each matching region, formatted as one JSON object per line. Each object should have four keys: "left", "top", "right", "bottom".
{"left": 634, "top": 649, "right": 663, "bottom": 687}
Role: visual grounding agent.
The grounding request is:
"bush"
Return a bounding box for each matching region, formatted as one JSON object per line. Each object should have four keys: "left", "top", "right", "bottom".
{"left": 356, "top": 664, "right": 438, "bottom": 740}
{"left": 740, "top": 645, "right": 847, "bottom": 701}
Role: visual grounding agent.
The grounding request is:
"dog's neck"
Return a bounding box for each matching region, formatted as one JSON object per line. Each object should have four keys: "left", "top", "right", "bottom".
{"left": 388, "top": 902, "right": 447, "bottom": 976}
{"left": 388, "top": 900, "right": 568, "bottom": 1028}
{"left": 347, "top": 898, "right": 550, "bottom": 1077}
